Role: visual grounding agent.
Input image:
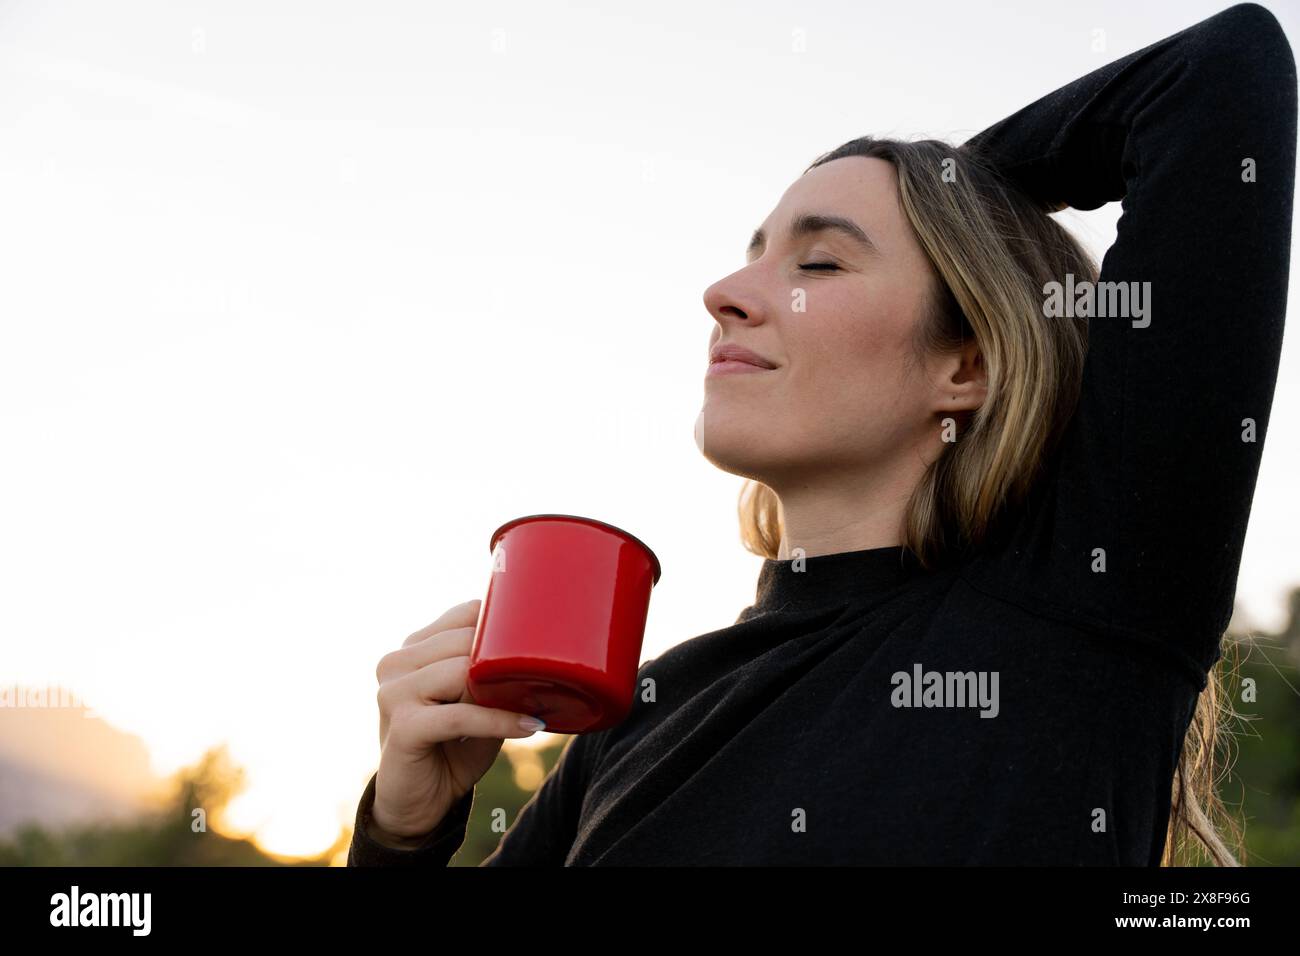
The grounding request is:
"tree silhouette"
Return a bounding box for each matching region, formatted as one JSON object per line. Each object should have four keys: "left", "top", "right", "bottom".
{"left": 0, "top": 743, "right": 341, "bottom": 866}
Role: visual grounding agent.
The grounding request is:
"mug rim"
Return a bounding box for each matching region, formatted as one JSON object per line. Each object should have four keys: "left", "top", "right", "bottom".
{"left": 488, "top": 513, "right": 662, "bottom": 585}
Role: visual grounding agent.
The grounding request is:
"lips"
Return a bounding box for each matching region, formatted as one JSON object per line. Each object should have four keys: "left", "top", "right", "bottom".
{"left": 708, "top": 343, "right": 778, "bottom": 369}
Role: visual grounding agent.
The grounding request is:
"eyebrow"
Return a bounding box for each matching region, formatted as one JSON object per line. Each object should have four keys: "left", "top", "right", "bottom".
{"left": 746, "top": 213, "right": 880, "bottom": 261}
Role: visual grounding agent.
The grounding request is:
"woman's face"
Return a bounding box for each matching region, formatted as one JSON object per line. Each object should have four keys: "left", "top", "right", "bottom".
{"left": 697, "top": 155, "right": 971, "bottom": 488}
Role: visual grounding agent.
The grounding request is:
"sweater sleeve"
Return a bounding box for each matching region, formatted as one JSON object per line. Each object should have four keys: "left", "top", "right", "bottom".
{"left": 958, "top": 3, "right": 1296, "bottom": 676}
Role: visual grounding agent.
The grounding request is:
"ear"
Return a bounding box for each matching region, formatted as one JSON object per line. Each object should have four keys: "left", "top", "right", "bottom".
{"left": 927, "top": 337, "right": 987, "bottom": 415}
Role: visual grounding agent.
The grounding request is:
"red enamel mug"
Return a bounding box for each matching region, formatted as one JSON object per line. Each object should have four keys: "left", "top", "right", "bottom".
{"left": 467, "top": 514, "right": 662, "bottom": 734}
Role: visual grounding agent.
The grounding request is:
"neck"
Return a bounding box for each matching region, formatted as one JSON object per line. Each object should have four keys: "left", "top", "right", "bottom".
{"left": 770, "top": 458, "right": 923, "bottom": 560}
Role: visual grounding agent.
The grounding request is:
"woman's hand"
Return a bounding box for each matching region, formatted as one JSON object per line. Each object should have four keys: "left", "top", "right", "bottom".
{"left": 368, "top": 599, "right": 545, "bottom": 844}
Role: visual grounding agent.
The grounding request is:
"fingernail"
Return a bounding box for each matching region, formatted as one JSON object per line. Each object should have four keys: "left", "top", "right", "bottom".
{"left": 518, "top": 716, "right": 546, "bottom": 732}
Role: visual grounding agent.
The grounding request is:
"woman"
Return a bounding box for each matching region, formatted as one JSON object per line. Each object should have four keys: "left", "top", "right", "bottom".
{"left": 349, "top": 3, "right": 1295, "bottom": 866}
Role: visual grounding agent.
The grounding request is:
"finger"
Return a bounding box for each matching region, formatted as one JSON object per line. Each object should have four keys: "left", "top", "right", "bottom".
{"left": 377, "top": 626, "right": 475, "bottom": 682}
{"left": 402, "top": 599, "right": 482, "bottom": 648}
{"left": 456, "top": 683, "right": 478, "bottom": 741}
{"left": 414, "top": 702, "right": 544, "bottom": 744}
{"left": 399, "top": 655, "right": 473, "bottom": 705}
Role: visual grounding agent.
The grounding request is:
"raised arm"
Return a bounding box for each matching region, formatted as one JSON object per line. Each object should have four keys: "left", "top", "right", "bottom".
{"left": 348, "top": 774, "right": 475, "bottom": 867}
{"left": 959, "top": 4, "right": 1296, "bottom": 676}
{"left": 348, "top": 729, "right": 599, "bottom": 867}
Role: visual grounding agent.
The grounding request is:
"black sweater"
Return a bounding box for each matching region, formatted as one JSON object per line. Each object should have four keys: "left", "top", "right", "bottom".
{"left": 348, "top": 4, "right": 1295, "bottom": 866}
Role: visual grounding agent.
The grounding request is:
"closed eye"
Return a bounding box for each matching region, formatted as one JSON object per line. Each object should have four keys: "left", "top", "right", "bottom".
{"left": 799, "top": 262, "right": 840, "bottom": 272}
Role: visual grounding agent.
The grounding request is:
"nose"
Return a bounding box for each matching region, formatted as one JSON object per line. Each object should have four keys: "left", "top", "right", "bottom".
{"left": 703, "top": 269, "right": 768, "bottom": 332}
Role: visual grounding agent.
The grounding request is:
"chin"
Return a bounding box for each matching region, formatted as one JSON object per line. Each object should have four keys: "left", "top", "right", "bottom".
{"left": 694, "top": 406, "right": 781, "bottom": 480}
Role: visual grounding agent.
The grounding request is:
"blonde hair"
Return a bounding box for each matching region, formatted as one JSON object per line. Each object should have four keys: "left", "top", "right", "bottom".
{"left": 737, "top": 136, "right": 1244, "bottom": 866}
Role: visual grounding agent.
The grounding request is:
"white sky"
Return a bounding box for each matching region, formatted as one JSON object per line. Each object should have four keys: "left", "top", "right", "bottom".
{"left": 2, "top": 0, "right": 1297, "bottom": 858}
